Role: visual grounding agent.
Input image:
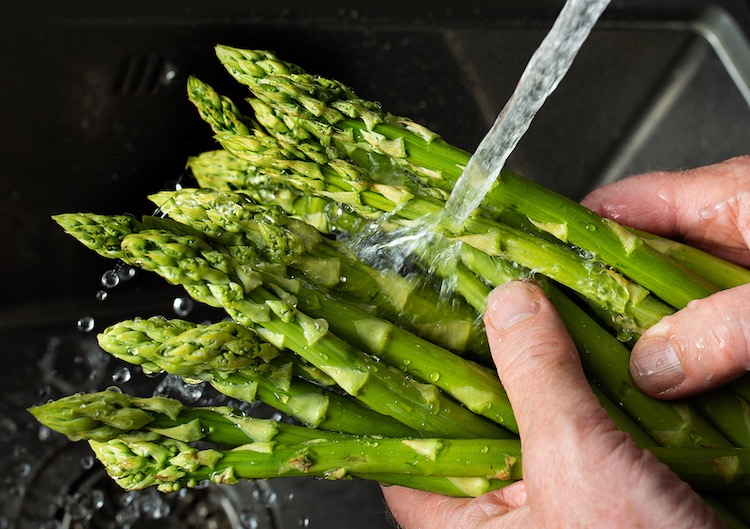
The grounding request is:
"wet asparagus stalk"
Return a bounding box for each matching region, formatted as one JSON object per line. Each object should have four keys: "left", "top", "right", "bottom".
{"left": 86, "top": 430, "right": 750, "bottom": 495}
{"left": 96, "top": 317, "right": 418, "bottom": 438}
{"left": 213, "top": 44, "right": 719, "bottom": 311}
{"left": 28, "top": 390, "right": 343, "bottom": 446}
{"left": 149, "top": 186, "right": 489, "bottom": 358}
{"left": 215, "top": 131, "right": 674, "bottom": 337}
{"left": 147, "top": 188, "right": 510, "bottom": 426}
{"left": 29, "top": 390, "right": 509, "bottom": 498}
{"left": 54, "top": 213, "right": 510, "bottom": 440}
{"left": 186, "top": 149, "right": 364, "bottom": 235}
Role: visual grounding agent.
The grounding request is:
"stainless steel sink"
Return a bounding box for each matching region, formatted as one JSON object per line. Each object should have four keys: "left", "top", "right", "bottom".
{"left": 2, "top": 2, "right": 750, "bottom": 528}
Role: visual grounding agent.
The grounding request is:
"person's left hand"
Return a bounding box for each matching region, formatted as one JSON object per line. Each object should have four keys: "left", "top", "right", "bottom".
{"left": 381, "top": 281, "right": 720, "bottom": 529}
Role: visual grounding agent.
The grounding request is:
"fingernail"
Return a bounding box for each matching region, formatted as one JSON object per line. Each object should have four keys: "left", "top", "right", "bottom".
{"left": 630, "top": 337, "right": 686, "bottom": 394}
{"left": 486, "top": 281, "right": 542, "bottom": 331}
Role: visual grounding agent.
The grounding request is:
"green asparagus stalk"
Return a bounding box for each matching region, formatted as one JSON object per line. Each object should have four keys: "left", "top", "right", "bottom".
{"left": 213, "top": 44, "right": 720, "bottom": 312}
{"left": 151, "top": 163, "right": 750, "bottom": 446}
{"left": 122, "top": 230, "right": 509, "bottom": 439}
{"left": 149, "top": 186, "right": 488, "bottom": 358}
{"left": 88, "top": 432, "right": 750, "bottom": 495}
{"left": 28, "top": 389, "right": 342, "bottom": 446}
{"left": 55, "top": 212, "right": 510, "bottom": 439}
{"left": 30, "top": 390, "right": 487, "bottom": 459}
{"left": 630, "top": 227, "right": 750, "bottom": 291}
{"left": 30, "top": 390, "right": 747, "bottom": 523}
{"left": 88, "top": 435, "right": 519, "bottom": 493}
{"left": 30, "top": 390, "right": 510, "bottom": 498}
{"left": 97, "top": 317, "right": 418, "bottom": 438}
{"left": 186, "top": 75, "right": 257, "bottom": 136}
{"left": 216, "top": 131, "right": 675, "bottom": 337}
{"left": 186, "top": 149, "right": 365, "bottom": 235}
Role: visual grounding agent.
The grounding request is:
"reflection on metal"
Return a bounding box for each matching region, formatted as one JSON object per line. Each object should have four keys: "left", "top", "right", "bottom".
{"left": 595, "top": 6, "right": 750, "bottom": 187}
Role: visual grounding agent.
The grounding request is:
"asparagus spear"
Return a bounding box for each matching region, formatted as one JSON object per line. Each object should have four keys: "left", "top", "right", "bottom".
{"left": 149, "top": 186, "right": 489, "bottom": 358}
{"left": 216, "top": 131, "right": 675, "bottom": 337}
{"left": 144, "top": 188, "right": 510, "bottom": 427}
{"left": 97, "top": 317, "right": 418, "bottom": 438}
{"left": 88, "top": 431, "right": 750, "bottom": 495}
{"left": 186, "top": 75, "right": 256, "bottom": 136}
{"left": 88, "top": 434, "right": 520, "bottom": 493}
{"left": 186, "top": 149, "right": 365, "bottom": 235}
{"left": 30, "top": 390, "right": 509, "bottom": 498}
{"left": 213, "top": 44, "right": 720, "bottom": 311}
{"left": 55, "top": 213, "right": 510, "bottom": 439}
{"left": 28, "top": 389, "right": 342, "bottom": 446}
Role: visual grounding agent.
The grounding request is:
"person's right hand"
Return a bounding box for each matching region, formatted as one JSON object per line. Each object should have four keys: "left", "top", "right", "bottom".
{"left": 581, "top": 155, "right": 750, "bottom": 398}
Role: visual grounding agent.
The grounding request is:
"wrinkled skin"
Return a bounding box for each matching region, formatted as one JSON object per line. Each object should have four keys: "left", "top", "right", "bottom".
{"left": 383, "top": 156, "right": 750, "bottom": 529}
{"left": 582, "top": 155, "right": 750, "bottom": 398}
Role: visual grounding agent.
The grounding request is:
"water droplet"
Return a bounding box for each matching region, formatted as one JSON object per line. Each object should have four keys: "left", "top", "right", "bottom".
{"left": 37, "top": 384, "right": 52, "bottom": 399}
{"left": 101, "top": 269, "right": 120, "bottom": 288}
{"left": 95, "top": 290, "right": 108, "bottom": 301}
{"left": 339, "top": 275, "right": 348, "bottom": 283}
{"left": 81, "top": 455, "right": 96, "bottom": 469}
{"left": 180, "top": 381, "right": 205, "bottom": 403}
{"left": 239, "top": 511, "right": 260, "bottom": 529}
{"left": 76, "top": 316, "right": 95, "bottom": 333}
{"left": 14, "top": 461, "right": 31, "bottom": 477}
{"left": 118, "top": 265, "right": 137, "bottom": 281}
{"left": 0, "top": 418, "right": 17, "bottom": 442}
{"left": 172, "top": 297, "right": 194, "bottom": 317}
{"left": 428, "top": 371, "right": 441, "bottom": 382}
{"left": 299, "top": 517, "right": 310, "bottom": 527}
{"left": 112, "top": 366, "right": 132, "bottom": 384}
{"left": 262, "top": 489, "right": 278, "bottom": 506}
{"left": 38, "top": 425, "right": 52, "bottom": 441}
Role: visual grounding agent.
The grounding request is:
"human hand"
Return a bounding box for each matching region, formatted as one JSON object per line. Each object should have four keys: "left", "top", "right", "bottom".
{"left": 381, "top": 281, "right": 720, "bottom": 529}
{"left": 581, "top": 156, "right": 750, "bottom": 398}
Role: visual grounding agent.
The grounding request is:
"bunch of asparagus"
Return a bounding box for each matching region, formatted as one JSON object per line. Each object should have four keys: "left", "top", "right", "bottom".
{"left": 32, "top": 45, "right": 750, "bottom": 526}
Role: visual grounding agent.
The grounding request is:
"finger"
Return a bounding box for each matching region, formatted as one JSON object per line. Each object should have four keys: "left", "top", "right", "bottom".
{"left": 483, "top": 281, "right": 610, "bottom": 447}
{"left": 630, "top": 283, "right": 750, "bottom": 398}
{"left": 580, "top": 156, "right": 750, "bottom": 267}
{"left": 381, "top": 483, "right": 528, "bottom": 529}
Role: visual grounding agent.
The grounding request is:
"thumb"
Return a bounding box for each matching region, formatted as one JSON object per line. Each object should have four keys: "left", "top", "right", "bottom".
{"left": 630, "top": 283, "right": 750, "bottom": 398}
{"left": 484, "top": 281, "right": 610, "bottom": 448}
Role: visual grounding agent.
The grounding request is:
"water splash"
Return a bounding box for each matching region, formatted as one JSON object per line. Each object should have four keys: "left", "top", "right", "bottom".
{"left": 349, "top": 0, "right": 609, "bottom": 293}
{"left": 440, "top": 0, "right": 611, "bottom": 232}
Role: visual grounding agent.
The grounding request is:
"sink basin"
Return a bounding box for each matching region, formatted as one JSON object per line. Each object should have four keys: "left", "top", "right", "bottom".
{"left": 2, "top": 2, "right": 750, "bottom": 527}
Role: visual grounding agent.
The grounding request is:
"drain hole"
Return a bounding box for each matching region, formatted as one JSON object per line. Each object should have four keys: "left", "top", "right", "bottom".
{"left": 17, "top": 441, "right": 281, "bottom": 529}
